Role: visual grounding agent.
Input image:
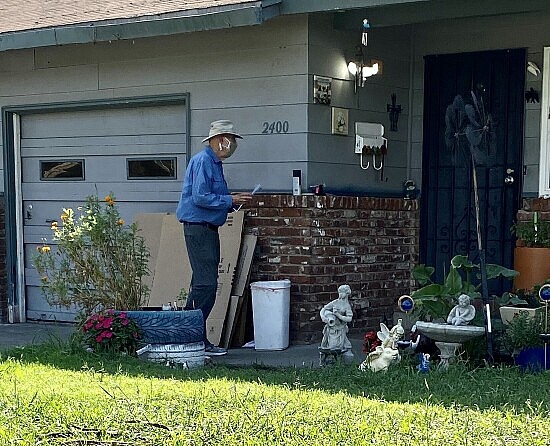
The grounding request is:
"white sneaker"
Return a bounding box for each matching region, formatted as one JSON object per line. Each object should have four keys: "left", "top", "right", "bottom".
{"left": 205, "top": 345, "right": 227, "bottom": 356}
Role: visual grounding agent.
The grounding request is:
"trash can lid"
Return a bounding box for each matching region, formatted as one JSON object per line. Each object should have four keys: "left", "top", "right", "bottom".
{"left": 250, "top": 279, "right": 291, "bottom": 289}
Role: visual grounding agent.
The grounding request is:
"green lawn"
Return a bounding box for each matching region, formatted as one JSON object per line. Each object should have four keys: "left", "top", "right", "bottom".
{"left": 1, "top": 344, "right": 550, "bottom": 445}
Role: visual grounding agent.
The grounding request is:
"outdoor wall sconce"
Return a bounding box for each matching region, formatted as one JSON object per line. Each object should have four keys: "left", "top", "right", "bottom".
{"left": 348, "top": 45, "right": 381, "bottom": 93}
{"left": 527, "top": 61, "right": 541, "bottom": 77}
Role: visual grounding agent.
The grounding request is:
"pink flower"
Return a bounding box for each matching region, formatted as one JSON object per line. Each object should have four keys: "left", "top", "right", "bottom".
{"left": 102, "top": 317, "right": 113, "bottom": 329}
{"left": 118, "top": 312, "right": 127, "bottom": 319}
{"left": 96, "top": 333, "right": 104, "bottom": 342}
{"left": 121, "top": 319, "right": 129, "bottom": 326}
{"left": 103, "top": 330, "right": 113, "bottom": 339}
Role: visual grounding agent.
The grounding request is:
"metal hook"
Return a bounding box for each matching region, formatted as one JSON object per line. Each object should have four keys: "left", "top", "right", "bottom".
{"left": 360, "top": 152, "right": 370, "bottom": 170}
{"left": 372, "top": 153, "right": 383, "bottom": 170}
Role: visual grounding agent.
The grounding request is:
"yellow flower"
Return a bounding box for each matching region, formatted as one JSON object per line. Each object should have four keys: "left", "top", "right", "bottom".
{"left": 41, "top": 245, "right": 51, "bottom": 253}
{"left": 60, "top": 212, "right": 69, "bottom": 221}
{"left": 41, "top": 276, "right": 48, "bottom": 283}
{"left": 50, "top": 221, "right": 58, "bottom": 230}
{"left": 117, "top": 219, "right": 125, "bottom": 226}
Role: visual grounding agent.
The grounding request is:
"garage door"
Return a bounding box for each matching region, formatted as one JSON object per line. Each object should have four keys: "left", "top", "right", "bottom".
{"left": 21, "top": 102, "right": 188, "bottom": 321}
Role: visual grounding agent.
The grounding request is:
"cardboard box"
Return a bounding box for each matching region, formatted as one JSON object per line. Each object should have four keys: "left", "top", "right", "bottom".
{"left": 135, "top": 212, "right": 244, "bottom": 346}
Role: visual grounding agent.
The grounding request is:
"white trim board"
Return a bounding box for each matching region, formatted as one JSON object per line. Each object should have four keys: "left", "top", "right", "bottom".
{"left": 539, "top": 47, "right": 550, "bottom": 197}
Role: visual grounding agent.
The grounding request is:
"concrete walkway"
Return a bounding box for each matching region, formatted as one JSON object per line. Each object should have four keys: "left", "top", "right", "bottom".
{"left": 0, "top": 322, "right": 75, "bottom": 350}
{"left": 0, "top": 322, "right": 366, "bottom": 368}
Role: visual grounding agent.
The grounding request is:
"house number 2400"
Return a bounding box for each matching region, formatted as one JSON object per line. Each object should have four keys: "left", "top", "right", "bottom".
{"left": 262, "top": 121, "right": 289, "bottom": 134}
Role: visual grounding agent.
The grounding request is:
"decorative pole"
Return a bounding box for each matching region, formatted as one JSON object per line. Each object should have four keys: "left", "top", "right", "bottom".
{"left": 539, "top": 284, "right": 550, "bottom": 370}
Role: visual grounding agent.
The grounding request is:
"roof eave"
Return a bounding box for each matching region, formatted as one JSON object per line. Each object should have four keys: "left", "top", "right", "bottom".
{"left": 0, "top": 1, "right": 281, "bottom": 52}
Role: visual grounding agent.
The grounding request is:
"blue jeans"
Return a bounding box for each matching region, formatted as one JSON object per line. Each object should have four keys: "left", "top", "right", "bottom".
{"left": 183, "top": 224, "right": 220, "bottom": 347}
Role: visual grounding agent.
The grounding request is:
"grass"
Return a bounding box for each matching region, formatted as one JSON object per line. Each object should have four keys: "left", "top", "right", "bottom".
{"left": 1, "top": 343, "right": 550, "bottom": 445}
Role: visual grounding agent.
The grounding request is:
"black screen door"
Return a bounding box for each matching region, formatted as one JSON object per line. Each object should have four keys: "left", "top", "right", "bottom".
{"left": 421, "top": 49, "right": 525, "bottom": 292}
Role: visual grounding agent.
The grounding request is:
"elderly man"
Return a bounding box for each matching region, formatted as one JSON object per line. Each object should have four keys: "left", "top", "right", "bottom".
{"left": 176, "top": 120, "right": 252, "bottom": 356}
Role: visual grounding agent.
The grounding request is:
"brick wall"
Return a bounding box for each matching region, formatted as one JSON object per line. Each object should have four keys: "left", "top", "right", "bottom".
{"left": 244, "top": 195, "right": 420, "bottom": 344}
{"left": 517, "top": 197, "right": 550, "bottom": 223}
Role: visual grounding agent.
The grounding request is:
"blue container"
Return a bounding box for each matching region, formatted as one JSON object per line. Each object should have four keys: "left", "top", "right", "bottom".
{"left": 515, "top": 346, "right": 550, "bottom": 371}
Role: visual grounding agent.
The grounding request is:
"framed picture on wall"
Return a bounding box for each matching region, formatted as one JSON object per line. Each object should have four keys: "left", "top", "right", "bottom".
{"left": 331, "top": 107, "right": 349, "bottom": 136}
{"left": 313, "top": 75, "right": 332, "bottom": 105}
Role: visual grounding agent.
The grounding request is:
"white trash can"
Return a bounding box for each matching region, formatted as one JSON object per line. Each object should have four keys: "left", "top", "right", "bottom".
{"left": 250, "top": 279, "right": 291, "bottom": 350}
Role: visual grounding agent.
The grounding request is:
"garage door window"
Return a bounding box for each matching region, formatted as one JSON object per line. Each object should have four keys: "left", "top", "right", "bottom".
{"left": 40, "top": 160, "right": 85, "bottom": 180}
{"left": 127, "top": 158, "right": 176, "bottom": 179}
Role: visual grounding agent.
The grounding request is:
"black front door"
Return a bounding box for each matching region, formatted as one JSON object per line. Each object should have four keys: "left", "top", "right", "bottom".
{"left": 421, "top": 49, "right": 525, "bottom": 292}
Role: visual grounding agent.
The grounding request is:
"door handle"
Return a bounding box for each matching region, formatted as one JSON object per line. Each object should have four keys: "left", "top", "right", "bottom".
{"left": 504, "top": 168, "right": 515, "bottom": 185}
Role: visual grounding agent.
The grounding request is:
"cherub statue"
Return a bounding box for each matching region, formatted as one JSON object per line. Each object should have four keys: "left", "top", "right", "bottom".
{"left": 447, "top": 293, "right": 475, "bottom": 326}
{"left": 378, "top": 318, "right": 405, "bottom": 349}
{"left": 359, "top": 319, "right": 404, "bottom": 372}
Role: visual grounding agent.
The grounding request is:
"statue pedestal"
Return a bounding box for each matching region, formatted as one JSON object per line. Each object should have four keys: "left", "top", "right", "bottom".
{"left": 318, "top": 347, "right": 353, "bottom": 367}
{"left": 435, "top": 341, "right": 461, "bottom": 369}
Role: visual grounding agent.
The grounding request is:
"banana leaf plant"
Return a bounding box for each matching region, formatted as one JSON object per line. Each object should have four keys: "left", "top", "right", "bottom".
{"left": 411, "top": 255, "right": 518, "bottom": 323}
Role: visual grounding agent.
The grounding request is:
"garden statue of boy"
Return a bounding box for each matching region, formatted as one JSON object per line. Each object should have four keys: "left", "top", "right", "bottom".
{"left": 447, "top": 293, "right": 475, "bottom": 326}
{"left": 319, "top": 284, "right": 354, "bottom": 365}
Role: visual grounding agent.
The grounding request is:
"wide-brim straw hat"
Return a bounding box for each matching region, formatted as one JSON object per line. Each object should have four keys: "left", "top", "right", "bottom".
{"left": 201, "top": 120, "right": 243, "bottom": 143}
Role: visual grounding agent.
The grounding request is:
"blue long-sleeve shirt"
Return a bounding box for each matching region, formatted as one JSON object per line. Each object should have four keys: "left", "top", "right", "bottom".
{"left": 176, "top": 146, "right": 233, "bottom": 226}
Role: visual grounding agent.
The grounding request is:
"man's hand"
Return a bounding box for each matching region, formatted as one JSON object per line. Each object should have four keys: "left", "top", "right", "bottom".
{"left": 232, "top": 193, "right": 253, "bottom": 207}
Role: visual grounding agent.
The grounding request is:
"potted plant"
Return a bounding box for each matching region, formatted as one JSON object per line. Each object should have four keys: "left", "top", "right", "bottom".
{"left": 511, "top": 213, "right": 550, "bottom": 291}
{"left": 411, "top": 254, "right": 518, "bottom": 323}
{"left": 497, "top": 284, "right": 548, "bottom": 325}
{"left": 502, "top": 310, "right": 550, "bottom": 370}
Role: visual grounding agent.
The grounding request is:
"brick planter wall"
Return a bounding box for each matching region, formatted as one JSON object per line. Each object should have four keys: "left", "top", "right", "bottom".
{"left": 244, "top": 195, "right": 420, "bottom": 344}
{"left": 517, "top": 197, "right": 550, "bottom": 223}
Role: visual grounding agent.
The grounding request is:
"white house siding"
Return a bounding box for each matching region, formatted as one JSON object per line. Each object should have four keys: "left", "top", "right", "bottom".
{"left": 306, "top": 14, "right": 412, "bottom": 196}
{"left": 0, "top": 15, "right": 311, "bottom": 320}
{"left": 0, "top": 15, "right": 310, "bottom": 195}
{"left": 0, "top": 11, "right": 549, "bottom": 200}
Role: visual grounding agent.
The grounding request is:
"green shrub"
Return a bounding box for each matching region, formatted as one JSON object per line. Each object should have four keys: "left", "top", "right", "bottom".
{"left": 32, "top": 193, "right": 150, "bottom": 315}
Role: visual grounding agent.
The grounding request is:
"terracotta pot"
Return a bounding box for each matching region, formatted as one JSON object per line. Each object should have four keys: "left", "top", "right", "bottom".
{"left": 513, "top": 247, "right": 550, "bottom": 291}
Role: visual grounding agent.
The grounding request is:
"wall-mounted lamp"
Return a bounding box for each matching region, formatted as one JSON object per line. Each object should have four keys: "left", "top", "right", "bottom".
{"left": 527, "top": 61, "right": 541, "bottom": 77}
{"left": 348, "top": 45, "right": 381, "bottom": 93}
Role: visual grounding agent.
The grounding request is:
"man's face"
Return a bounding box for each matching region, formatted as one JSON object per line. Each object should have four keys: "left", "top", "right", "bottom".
{"left": 216, "top": 135, "right": 238, "bottom": 158}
